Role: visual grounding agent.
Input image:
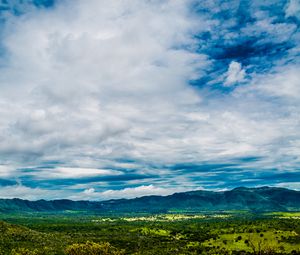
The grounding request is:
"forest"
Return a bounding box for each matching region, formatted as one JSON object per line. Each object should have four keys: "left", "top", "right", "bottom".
{"left": 0, "top": 211, "right": 300, "bottom": 254}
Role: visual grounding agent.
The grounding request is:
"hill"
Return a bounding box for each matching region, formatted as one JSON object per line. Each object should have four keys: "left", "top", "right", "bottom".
{"left": 0, "top": 186, "right": 299, "bottom": 213}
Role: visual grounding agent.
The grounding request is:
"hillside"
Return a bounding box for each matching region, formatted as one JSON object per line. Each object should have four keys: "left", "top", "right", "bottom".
{"left": 0, "top": 187, "right": 299, "bottom": 213}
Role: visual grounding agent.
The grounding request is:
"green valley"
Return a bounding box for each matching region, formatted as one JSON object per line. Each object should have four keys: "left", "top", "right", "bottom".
{"left": 1, "top": 211, "right": 300, "bottom": 254}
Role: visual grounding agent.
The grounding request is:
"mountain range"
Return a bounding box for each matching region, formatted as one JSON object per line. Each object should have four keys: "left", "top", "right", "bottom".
{"left": 0, "top": 186, "right": 299, "bottom": 213}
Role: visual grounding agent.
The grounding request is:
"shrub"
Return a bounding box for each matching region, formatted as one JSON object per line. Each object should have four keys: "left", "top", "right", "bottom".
{"left": 65, "top": 241, "right": 124, "bottom": 255}
{"left": 11, "top": 248, "right": 38, "bottom": 255}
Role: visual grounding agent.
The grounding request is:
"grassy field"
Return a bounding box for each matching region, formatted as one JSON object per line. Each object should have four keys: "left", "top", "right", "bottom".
{"left": 203, "top": 230, "right": 300, "bottom": 253}
{"left": 264, "top": 212, "right": 300, "bottom": 219}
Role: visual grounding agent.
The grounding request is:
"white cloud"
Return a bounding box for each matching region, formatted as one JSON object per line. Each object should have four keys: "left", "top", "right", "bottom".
{"left": 224, "top": 61, "right": 246, "bottom": 86}
{"left": 0, "top": 184, "right": 197, "bottom": 201}
{"left": 0, "top": 0, "right": 299, "bottom": 199}
{"left": 285, "top": 0, "right": 300, "bottom": 18}
{"left": 0, "top": 0, "right": 209, "bottom": 168}
{"left": 275, "top": 182, "right": 300, "bottom": 191}
{"left": 35, "top": 167, "right": 122, "bottom": 179}
{"left": 0, "top": 165, "right": 15, "bottom": 178}
{"left": 0, "top": 185, "right": 62, "bottom": 200}
{"left": 254, "top": 67, "right": 300, "bottom": 99}
{"left": 75, "top": 185, "right": 199, "bottom": 201}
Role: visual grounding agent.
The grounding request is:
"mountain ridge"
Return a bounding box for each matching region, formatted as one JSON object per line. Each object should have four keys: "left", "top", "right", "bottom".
{"left": 0, "top": 186, "right": 299, "bottom": 213}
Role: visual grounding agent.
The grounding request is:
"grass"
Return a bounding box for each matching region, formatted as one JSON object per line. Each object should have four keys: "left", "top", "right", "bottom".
{"left": 203, "top": 230, "right": 300, "bottom": 253}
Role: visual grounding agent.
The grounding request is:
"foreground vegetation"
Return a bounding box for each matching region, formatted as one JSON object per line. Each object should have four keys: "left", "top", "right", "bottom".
{"left": 0, "top": 212, "right": 300, "bottom": 254}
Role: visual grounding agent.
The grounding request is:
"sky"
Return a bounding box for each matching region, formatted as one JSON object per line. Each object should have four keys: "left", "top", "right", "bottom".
{"left": 0, "top": 0, "right": 299, "bottom": 200}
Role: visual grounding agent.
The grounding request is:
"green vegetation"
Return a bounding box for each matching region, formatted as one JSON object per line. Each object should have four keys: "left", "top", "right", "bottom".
{"left": 0, "top": 212, "right": 300, "bottom": 254}
{"left": 264, "top": 212, "right": 300, "bottom": 219}
{"left": 65, "top": 241, "right": 124, "bottom": 255}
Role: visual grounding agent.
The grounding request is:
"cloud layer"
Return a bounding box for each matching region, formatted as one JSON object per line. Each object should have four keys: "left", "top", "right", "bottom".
{"left": 0, "top": 0, "right": 299, "bottom": 200}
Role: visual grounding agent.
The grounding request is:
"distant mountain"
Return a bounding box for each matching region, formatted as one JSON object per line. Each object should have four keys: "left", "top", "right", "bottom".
{"left": 0, "top": 187, "right": 300, "bottom": 213}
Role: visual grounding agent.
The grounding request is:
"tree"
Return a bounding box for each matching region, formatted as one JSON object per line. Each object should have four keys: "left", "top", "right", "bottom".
{"left": 236, "top": 236, "right": 242, "bottom": 242}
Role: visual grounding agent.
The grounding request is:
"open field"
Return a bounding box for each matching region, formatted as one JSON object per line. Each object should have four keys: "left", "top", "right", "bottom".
{"left": 264, "top": 212, "right": 300, "bottom": 219}
{"left": 0, "top": 211, "right": 300, "bottom": 254}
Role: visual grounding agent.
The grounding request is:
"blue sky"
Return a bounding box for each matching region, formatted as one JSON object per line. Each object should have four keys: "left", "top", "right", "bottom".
{"left": 0, "top": 0, "right": 299, "bottom": 200}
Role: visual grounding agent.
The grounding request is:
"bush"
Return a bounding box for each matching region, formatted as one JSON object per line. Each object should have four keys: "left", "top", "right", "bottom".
{"left": 11, "top": 248, "right": 38, "bottom": 255}
{"left": 65, "top": 241, "right": 124, "bottom": 255}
